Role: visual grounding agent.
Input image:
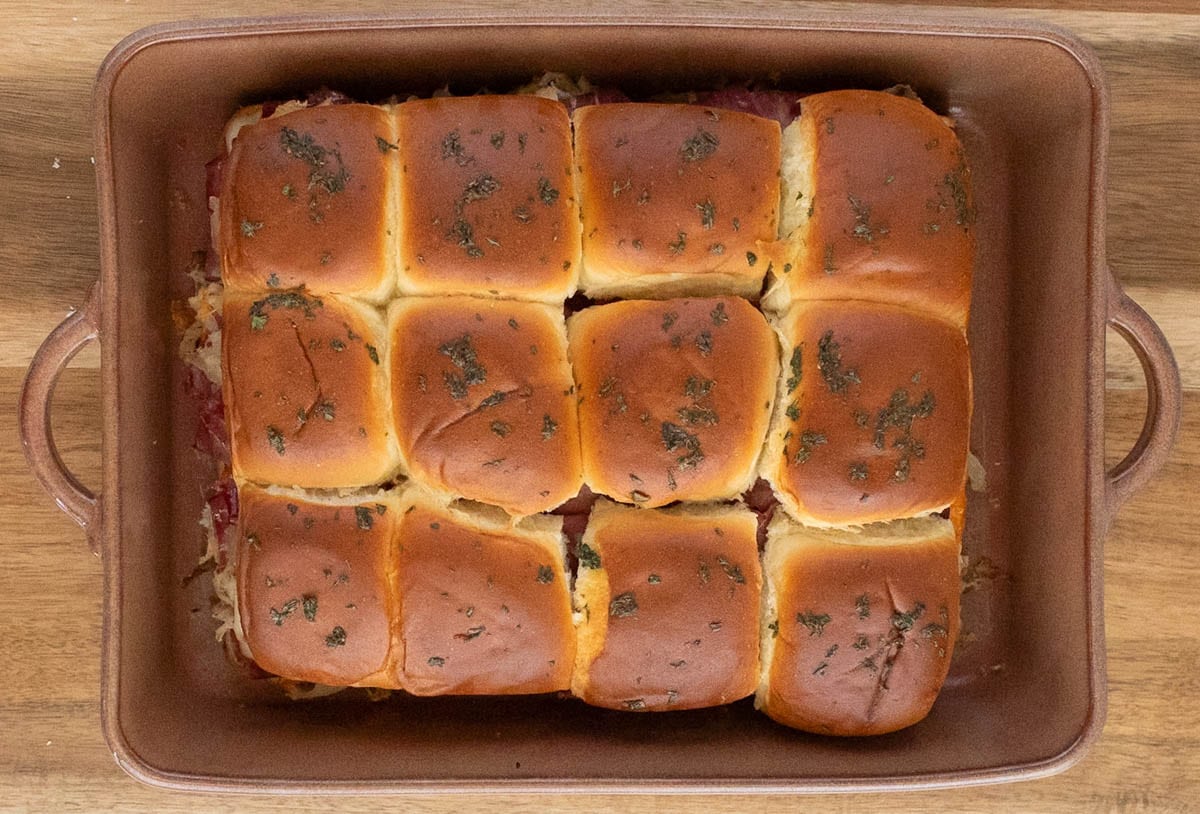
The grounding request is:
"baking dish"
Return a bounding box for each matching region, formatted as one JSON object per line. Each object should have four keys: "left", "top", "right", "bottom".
{"left": 18, "top": 9, "right": 1182, "bottom": 793}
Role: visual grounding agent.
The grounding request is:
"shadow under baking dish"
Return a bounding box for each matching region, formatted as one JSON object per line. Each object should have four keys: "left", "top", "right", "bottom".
{"left": 94, "top": 12, "right": 1106, "bottom": 792}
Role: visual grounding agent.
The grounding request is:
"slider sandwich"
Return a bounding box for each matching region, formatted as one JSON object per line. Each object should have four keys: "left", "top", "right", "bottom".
{"left": 216, "top": 101, "right": 398, "bottom": 303}
{"left": 231, "top": 484, "right": 403, "bottom": 688}
{"left": 758, "top": 513, "right": 961, "bottom": 736}
{"left": 222, "top": 288, "right": 400, "bottom": 489}
{"left": 760, "top": 299, "right": 971, "bottom": 527}
{"left": 763, "top": 89, "right": 975, "bottom": 327}
{"left": 573, "top": 102, "right": 783, "bottom": 299}
{"left": 573, "top": 499, "right": 763, "bottom": 711}
{"left": 388, "top": 295, "right": 583, "bottom": 516}
{"left": 395, "top": 489, "right": 576, "bottom": 696}
{"left": 394, "top": 95, "right": 581, "bottom": 302}
{"left": 568, "top": 296, "right": 778, "bottom": 507}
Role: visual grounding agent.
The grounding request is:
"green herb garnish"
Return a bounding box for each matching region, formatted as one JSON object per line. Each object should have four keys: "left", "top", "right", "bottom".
{"left": 796, "top": 611, "right": 832, "bottom": 636}
{"left": 685, "top": 376, "right": 714, "bottom": 399}
{"left": 891, "top": 602, "right": 926, "bottom": 632}
{"left": 269, "top": 598, "right": 299, "bottom": 626}
{"left": 786, "top": 345, "right": 803, "bottom": 393}
{"left": 661, "top": 422, "right": 704, "bottom": 470}
{"left": 537, "top": 177, "right": 559, "bottom": 205}
{"left": 676, "top": 405, "right": 718, "bottom": 426}
{"left": 794, "top": 430, "right": 827, "bottom": 464}
{"left": 355, "top": 506, "right": 374, "bottom": 530}
{"left": 440, "top": 130, "right": 473, "bottom": 166}
{"left": 609, "top": 592, "right": 638, "bottom": 618}
{"left": 817, "top": 331, "right": 860, "bottom": 394}
{"left": 716, "top": 556, "right": 745, "bottom": 585}
{"left": 680, "top": 129, "right": 719, "bottom": 162}
{"left": 577, "top": 542, "right": 601, "bottom": 570}
{"left": 248, "top": 289, "right": 323, "bottom": 331}
{"left": 461, "top": 174, "right": 500, "bottom": 205}
{"left": 439, "top": 334, "right": 486, "bottom": 388}
{"left": 848, "top": 194, "right": 888, "bottom": 243}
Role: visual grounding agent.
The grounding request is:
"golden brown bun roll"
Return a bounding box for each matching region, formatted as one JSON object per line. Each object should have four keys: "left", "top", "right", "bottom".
{"left": 762, "top": 90, "right": 974, "bottom": 328}
{"left": 760, "top": 300, "right": 970, "bottom": 527}
{"left": 234, "top": 484, "right": 403, "bottom": 688}
{"left": 568, "top": 297, "right": 778, "bottom": 507}
{"left": 574, "top": 103, "right": 782, "bottom": 299}
{"left": 388, "top": 296, "right": 582, "bottom": 515}
{"left": 757, "top": 513, "right": 960, "bottom": 736}
{"left": 394, "top": 96, "right": 580, "bottom": 302}
{"left": 222, "top": 289, "right": 399, "bottom": 488}
{"left": 572, "top": 499, "right": 762, "bottom": 711}
{"left": 218, "top": 103, "right": 397, "bottom": 303}
{"left": 395, "top": 490, "right": 574, "bottom": 695}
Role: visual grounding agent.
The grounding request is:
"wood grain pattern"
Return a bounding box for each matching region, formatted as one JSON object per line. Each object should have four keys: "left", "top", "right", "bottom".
{"left": 1, "top": 2, "right": 1196, "bottom": 811}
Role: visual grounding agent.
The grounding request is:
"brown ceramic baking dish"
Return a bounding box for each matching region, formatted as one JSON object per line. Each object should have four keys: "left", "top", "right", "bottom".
{"left": 19, "top": 9, "right": 1182, "bottom": 793}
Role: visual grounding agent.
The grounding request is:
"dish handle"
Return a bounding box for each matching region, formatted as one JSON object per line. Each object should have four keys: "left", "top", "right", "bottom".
{"left": 1104, "top": 273, "right": 1182, "bottom": 528}
{"left": 19, "top": 283, "right": 102, "bottom": 555}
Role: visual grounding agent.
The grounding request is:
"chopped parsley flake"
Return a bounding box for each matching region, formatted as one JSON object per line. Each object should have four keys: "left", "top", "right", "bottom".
{"left": 661, "top": 422, "right": 704, "bottom": 470}
{"left": 266, "top": 426, "right": 286, "bottom": 455}
{"left": 609, "top": 591, "right": 639, "bottom": 618}
{"left": 577, "top": 542, "right": 601, "bottom": 570}
{"left": 355, "top": 506, "right": 374, "bottom": 530}
{"left": 817, "top": 331, "right": 860, "bottom": 394}
{"left": 796, "top": 611, "right": 832, "bottom": 636}
{"left": 680, "top": 129, "right": 719, "bottom": 162}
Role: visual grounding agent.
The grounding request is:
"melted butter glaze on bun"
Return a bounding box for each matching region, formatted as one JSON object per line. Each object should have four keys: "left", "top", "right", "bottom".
{"left": 574, "top": 103, "right": 782, "bottom": 299}
{"left": 219, "top": 103, "right": 397, "bottom": 302}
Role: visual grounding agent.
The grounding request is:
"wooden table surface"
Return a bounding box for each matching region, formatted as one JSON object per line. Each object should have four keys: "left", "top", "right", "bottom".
{"left": 2, "top": 1, "right": 1196, "bottom": 811}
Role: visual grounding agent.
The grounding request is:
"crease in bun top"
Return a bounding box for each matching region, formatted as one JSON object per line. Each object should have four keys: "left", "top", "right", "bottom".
{"left": 572, "top": 499, "right": 762, "bottom": 712}
{"left": 568, "top": 296, "right": 778, "bottom": 507}
{"left": 395, "top": 489, "right": 574, "bottom": 696}
{"left": 762, "top": 89, "right": 975, "bottom": 328}
{"left": 222, "top": 289, "right": 400, "bottom": 489}
{"left": 757, "top": 512, "right": 960, "bottom": 736}
{"left": 573, "top": 103, "right": 783, "bottom": 300}
{"left": 394, "top": 96, "right": 581, "bottom": 303}
{"left": 760, "top": 299, "right": 971, "bottom": 528}
{"left": 388, "top": 296, "right": 582, "bottom": 516}
{"left": 216, "top": 102, "right": 399, "bottom": 303}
